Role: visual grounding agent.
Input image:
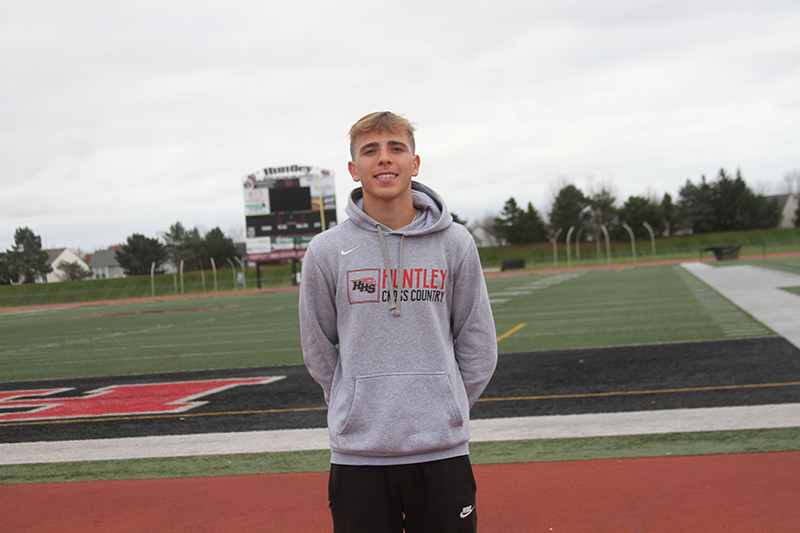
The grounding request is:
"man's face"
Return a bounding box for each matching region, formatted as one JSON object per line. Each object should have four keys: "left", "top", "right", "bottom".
{"left": 348, "top": 129, "right": 420, "bottom": 207}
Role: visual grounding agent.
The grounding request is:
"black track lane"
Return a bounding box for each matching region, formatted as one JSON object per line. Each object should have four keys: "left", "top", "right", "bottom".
{"left": 1, "top": 337, "right": 798, "bottom": 444}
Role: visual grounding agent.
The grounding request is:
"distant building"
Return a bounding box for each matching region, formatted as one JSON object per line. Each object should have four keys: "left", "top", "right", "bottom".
{"left": 88, "top": 248, "right": 125, "bottom": 279}
{"left": 38, "top": 248, "right": 90, "bottom": 283}
{"left": 766, "top": 194, "right": 800, "bottom": 228}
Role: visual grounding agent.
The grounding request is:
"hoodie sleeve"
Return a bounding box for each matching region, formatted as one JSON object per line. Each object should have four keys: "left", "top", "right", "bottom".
{"left": 298, "top": 245, "right": 339, "bottom": 405}
{"left": 450, "top": 236, "right": 498, "bottom": 406}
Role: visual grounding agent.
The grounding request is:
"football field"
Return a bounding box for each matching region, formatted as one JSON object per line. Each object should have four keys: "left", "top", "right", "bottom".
{"left": 2, "top": 257, "right": 800, "bottom": 531}
{"left": 1, "top": 260, "right": 788, "bottom": 383}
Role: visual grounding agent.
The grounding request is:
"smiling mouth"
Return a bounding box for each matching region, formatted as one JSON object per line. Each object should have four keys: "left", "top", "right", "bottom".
{"left": 374, "top": 173, "right": 397, "bottom": 181}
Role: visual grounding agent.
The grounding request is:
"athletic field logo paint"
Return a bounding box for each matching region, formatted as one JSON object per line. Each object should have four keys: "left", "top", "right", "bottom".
{"left": 0, "top": 377, "right": 285, "bottom": 422}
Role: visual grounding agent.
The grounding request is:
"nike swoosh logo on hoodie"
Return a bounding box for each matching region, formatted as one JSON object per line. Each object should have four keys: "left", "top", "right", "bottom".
{"left": 341, "top": 246, "right": 360, "bottom": 255}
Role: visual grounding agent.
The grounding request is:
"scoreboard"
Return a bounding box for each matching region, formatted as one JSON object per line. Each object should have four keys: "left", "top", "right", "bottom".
{"left": 243, "top": 165, "right": 337, "bottom": 262}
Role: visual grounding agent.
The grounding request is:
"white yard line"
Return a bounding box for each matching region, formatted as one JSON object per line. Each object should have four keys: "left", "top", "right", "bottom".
{"left": 681, "top": 263, "right": 800, "bottom": 349}
{"left": 2, "top": 403, "right": 799, "bottom": 465}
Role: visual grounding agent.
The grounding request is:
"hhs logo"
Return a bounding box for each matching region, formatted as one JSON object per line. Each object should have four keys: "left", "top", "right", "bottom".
{"left": 348, "top": 269, "right": 380, "bottom": 304}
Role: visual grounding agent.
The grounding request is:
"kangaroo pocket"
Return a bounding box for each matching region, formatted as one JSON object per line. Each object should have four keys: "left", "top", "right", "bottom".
{"left": 336, "top": 372, "right": 466, "bottom": 456}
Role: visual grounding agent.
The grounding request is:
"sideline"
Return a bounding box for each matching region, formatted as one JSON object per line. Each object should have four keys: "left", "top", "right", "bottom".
{"left": 3, "top": 403, "right": 799, "bottom": 465}
{"left": 483, "top": 251, "right": 800, "bottom": 278}
{"left": 0, "top": 286, "right": 299, "bottom": 315}
{"left": 3, "top": 252, "right": 797, "bottom": 314}
{"left": 682, "top": 262, "right": 800, "bottom": 349}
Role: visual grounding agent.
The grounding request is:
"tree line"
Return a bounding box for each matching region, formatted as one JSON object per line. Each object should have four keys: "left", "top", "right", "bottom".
{"left": 117, "top": 222, "right": 240, "bottom": 276}
{"left": 486, "top": 168, "right": 793, "bottom": 245}
{"left": 0, "top": 223, "right": 240, "bottom": 284}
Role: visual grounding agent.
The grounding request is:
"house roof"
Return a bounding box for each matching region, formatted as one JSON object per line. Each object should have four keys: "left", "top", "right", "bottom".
{"left": 43, "top": 248, "right": 67, "bottom": 266}
{"left": 88, "top": 249, "right": 121, "bottom": 268}
{"left": 766, "top": 194, "right": 795, "bottom": 211}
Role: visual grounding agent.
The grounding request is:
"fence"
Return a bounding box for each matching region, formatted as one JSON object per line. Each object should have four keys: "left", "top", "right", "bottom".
{"left": 481, "top": 239, "right": 800, "bottom": 271}
{"left": 0, "top": 274, "right": 295, "bottom": 309}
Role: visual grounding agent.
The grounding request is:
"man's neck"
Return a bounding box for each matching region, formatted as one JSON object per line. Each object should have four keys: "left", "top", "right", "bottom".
{"left": 362, "top": 196, "right": 417, "bottom": 230}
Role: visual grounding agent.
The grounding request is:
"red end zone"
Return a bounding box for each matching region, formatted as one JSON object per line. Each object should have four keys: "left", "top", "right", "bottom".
{"left": 2, "top": 452, "right": 798, "bottom": 532}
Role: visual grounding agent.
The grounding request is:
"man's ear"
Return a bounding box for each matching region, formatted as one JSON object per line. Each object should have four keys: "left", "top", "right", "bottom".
{"left": 348, "top": 160, "right": 360, "bottom": 182}
{"left": 412, "top": 154, "right": 420, "bottom": 177}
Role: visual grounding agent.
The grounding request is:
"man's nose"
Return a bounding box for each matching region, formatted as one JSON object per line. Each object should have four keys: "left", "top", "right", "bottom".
{"left": 378, "top": 147, "right": 393, "bottom": 163}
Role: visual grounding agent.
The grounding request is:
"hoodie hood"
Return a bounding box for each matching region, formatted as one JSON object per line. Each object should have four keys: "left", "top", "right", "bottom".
{"left": 345, "top": 181, "right": 453, "bottom": 236}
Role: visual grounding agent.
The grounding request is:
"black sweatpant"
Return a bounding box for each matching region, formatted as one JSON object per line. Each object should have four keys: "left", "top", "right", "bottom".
{"left": 328, "top": 455, "right": 478, "bottom": 533}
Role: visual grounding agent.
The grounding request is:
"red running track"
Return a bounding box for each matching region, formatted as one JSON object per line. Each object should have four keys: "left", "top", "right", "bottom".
{"left": 2, "top": 452, "right": 798, "bottom": 532}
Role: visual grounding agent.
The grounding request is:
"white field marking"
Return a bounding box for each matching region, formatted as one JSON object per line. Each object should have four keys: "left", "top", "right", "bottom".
{"left": 0, "top": 309, "right": 294, "bottom": 350}
{"left": 1, "top": 334, "right": 301, "bottom": 360}
{"left": 681, "top": 263, "right": 800, "bottom": 349}
{"left": 492, "top": 300, "right": 758, "bottom": 322}
{"left": 2, "top": 403, "right": 798, "bottom": 465}
{"left": 488, "top": 322, "right": 739, "bottom": 341}
{"left": 493, "top": 301, "right": 707, "bottom": 317}
{"left": 0, "top": 348, "right": 302, "bottom": 370}
{"left": 469, "top": 403, "right": 800, "bottom": 442}
{"left": 489, "top": 291, "right": 533, "bottom": 297}
{"left": 489, "top": 274, "right": 583, "bottom": 302}
{"left": 677, "top": 267, "right": 770, "bottom": 338}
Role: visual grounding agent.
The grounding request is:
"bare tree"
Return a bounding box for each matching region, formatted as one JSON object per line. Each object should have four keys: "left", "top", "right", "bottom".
{"left": 784, "top": 170, "right": 800, "bottom": 196}
{"left": 472, "top": 213, "right": 501, "bottom": 246}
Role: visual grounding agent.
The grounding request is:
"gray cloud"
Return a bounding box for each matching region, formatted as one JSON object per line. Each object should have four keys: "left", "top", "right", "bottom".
{"left": 2, "top": 0, "right": 799, "bottom": 251}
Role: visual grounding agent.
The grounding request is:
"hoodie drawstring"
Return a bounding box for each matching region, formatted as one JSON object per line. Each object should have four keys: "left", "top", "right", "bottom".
{"left": 377, "top": 225, "right": 404, "bottom": 316}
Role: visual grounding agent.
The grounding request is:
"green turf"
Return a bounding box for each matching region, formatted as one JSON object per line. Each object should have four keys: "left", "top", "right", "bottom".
{"left": 2, "top": 427, "right": 798, "bottom": 485}
{"left": 1, "top": 259, "right": 796, "bottom": 485}
{"left": 0, "top": 265, "right": 776, "bottom": 381}
{"left": 0, "top": 291, "right": 304, "bottom": 381}
{"left": 489, "top": 265, "right": 772, "bottom": 352}
{"left": 784, "top": 287, "right": 800, "bottom": 297}
{"left": 0, "top": 265, "right": 295, "bottom": 308}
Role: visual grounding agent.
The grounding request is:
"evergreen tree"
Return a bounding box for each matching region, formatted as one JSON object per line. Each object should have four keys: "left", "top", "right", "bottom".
{"left": 116, "top": 234, "right": 167, "bottom": 276}
{"left": 549, "top": 185, "right": 590, "bottom": 235}
{"left": 4, "top": 227, "right": 51, "bottom": 283}
{"left": 660, "top": 193, "right": 679, "bottom": 235}
{"left": 618, "top": 196, "right": 665, "bottom": 238}
{"left": 493, "top": 197, "right": 526, "bottom": 244}
{"left": 678, "top": 169, "right": 781, "bottom": 233}
{"left": 450, "top": 213, "right": 467, "bottom": 225}
{"left": 586, "top": 187, "right": 617, "bottom": 237}
{"left": 677, "top": 176, "right": 715, "bottom": 233}
{"left": 493, "top": 198, "right": 548, "bottom": 244}
{"left": 521, "top": 202, "right": 549, "bottom": 243}
{"left": 0, "top": 253, "right": 12, "bottom": 285}
{"left": 200, "top": 227, "right": 239, "bottom": 269}
{"left": 164, "top": 222, "right": 202, "bottom": 271}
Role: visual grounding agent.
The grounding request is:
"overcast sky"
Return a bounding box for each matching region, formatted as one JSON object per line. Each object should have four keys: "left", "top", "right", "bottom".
{"left": 2, "top": 0, "right": 798, "bottom": 253}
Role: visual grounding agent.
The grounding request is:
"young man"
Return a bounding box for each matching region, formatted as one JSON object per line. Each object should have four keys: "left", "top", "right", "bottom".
{"left": 299, "top": 111, "right": 497, "bottom": 532}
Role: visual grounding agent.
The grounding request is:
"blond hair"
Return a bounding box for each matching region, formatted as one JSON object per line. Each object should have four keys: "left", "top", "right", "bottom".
{"left": 348, "top": 111, "right": 416, "bottom": 160}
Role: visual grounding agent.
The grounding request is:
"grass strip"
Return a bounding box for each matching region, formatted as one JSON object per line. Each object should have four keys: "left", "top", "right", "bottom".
{"left": 2, "top": 427, "right": 798, "bottom": 485}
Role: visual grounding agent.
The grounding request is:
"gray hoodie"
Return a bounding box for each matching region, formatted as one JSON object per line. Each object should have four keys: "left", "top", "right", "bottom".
{"left": 299, "top": 181, "right": 497, "bottom": 466}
